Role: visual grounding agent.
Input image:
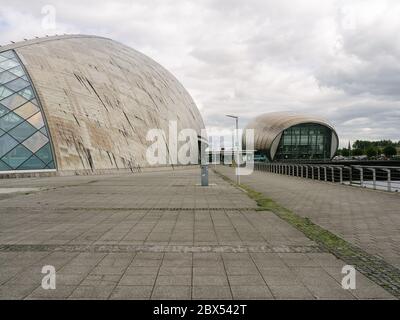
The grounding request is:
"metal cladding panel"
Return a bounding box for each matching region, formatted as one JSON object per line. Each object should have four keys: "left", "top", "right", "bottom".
{"left": 1, "top": 35, "right": 205, "bottom": 172}
{"left": 244, "top": 112, "right": 339, "bottom": 160}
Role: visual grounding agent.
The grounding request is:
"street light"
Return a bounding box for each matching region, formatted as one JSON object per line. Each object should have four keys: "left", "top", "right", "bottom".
{"left": 226, "top": 114, "right": 240, "bottom": 185}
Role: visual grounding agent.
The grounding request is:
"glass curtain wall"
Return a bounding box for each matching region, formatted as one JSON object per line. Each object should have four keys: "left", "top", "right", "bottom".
{"left": 275, "top": 123, "right": 332, "bottom": 160}
{"left": 0, "top": 50, "right": 55, "bottom": 171}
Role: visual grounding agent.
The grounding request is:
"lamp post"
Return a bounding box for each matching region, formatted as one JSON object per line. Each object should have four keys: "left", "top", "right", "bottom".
{"left": 226, "top": 114, "right": 240, "bottom": 185}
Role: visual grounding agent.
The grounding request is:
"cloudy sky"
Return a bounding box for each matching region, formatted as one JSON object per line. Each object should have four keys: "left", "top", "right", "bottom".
{"left": 1, "top": 0, "right": 400, "bottom": 147}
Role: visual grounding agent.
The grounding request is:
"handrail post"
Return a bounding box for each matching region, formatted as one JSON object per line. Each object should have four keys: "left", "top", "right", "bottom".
{"left": 329, "top": 166, "right": 334, "bottom": 182}
{"left": 366, "top": 168, "right": 376, "bottom": 190}
{"left": 349, "top": 167, "right": 352, "bottom": 185}
{"left": 383, "top": 169, "right": 392, "bottom": 192}
{"left": 353, "top": 166, "right": 363, "bottom": 187}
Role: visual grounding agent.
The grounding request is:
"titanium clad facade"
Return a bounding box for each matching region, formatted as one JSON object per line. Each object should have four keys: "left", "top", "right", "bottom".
{"left": 0, "top": 35, "right": 205, "bottom": 175}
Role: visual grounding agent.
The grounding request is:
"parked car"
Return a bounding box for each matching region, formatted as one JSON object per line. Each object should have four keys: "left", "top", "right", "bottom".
{"left": 333, "top": 155, "right": 346, "bottom": 161}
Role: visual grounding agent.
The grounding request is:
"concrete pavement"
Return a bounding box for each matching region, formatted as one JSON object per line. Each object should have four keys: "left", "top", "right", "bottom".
{"left": 215, "top": 165, "right": 400, "bottom": 269}
{"left": 0, "top": 168, "right": 395, "bottom": 299}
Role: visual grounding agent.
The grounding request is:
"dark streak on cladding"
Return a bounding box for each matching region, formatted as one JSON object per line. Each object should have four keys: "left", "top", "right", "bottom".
{"left": 123, "top": 111, "right": 135, "bottom": 131}
{"left": 85, "top": 78, "right": 110, "bottom": 113}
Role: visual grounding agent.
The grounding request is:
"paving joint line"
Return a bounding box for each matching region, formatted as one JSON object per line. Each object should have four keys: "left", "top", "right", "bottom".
{"left": 0, "top": 244, "right": 326, "bottom": 254}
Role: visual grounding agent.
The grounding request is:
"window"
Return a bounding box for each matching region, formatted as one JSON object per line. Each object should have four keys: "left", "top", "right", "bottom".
{"left": 0, "top": 50, "right": 54, "bottom": 171}
{"left": 275, "top": 123, "right": 332, "bottom": 161}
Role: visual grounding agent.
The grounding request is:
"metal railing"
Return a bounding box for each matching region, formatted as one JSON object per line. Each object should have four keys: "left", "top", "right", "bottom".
{"left": 254, "top": 162, "right": 400, "bottom": 192}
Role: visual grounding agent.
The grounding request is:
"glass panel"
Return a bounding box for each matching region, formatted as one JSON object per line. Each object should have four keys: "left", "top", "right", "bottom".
{"left": 35, "top": 143, "right": 53, "bottom": 164}
{"left": 0, "top": 86, "right": 13, "bottom": 100}
{"left": 0, "top": 93, "right": 27, "bottom": 110}
{"left": 14, "top": 101, "right": 39, "bottom": 119}
{"left": 0, "top": 51, "right": 15, "bottom": 59}
{"left": 8, "top": 121, "right": 37, "bottom": 142}
{"left": 27, "top": 112, "right": 44, "bottom": 129}
{"left": 0, "top": 133, "right": 18, "bottom": 157}
{"left": 275, "top": 124, "right": 332, "bottom": 160}
{"left": 300, "top": 135, "right": 308, "bottom": 145}
{"left": 0, "top": 104, "right": 10, "bottom": 118}
{"left": 45, "top": 161, "right": 55, "bottom": 169}
{"left": 0, "top": 50, "right": 55, "bottom": 172}
{"left": 0, "top": 70, "right": 18, "bottom": 84}
{"left": 18, "top": 86, "right": 35, "bottom": 100}
{"left": 17, "top": 155, "right": 46, "bottom": 170}
{"left": 4, "top": 78, "right": 30, "bottom": 92}
{"left": 8, "top": 66, "right": 25, "bottom": 78}
{"left": 0, "top": 59, "right": 19, "bottom": 71}
{"left": 0, "top": 160, "right": 11, "bottom": 170}
{"left": 39, "top": 127, "right": 48, "bottom": 136}
{"left": 1, "top": 144, "right": 33, "bottom": 169}
{"left": 22, "top": 131, "right": 48, "bottom": 153}
{"left": 0, "top": 112, "right": 24, "bottom": 131}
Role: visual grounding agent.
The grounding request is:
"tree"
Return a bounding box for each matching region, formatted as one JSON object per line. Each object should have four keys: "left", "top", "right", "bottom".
{"left": 352, "top": 148, "right": 363, "bottom": 156}
{"left": 383, "top": 145, "right": 397, "bottom": 158}
{"left": 366, "top": 147, "right": 377, "bottom": 158}
{"left": 353, "top": 140, "right": 372, "bottom": 151}
{"left": 341, "top": 149, "right": 350, "bottom": 157}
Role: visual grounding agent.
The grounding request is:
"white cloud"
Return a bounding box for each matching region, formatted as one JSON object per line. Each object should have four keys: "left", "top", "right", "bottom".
{"left": 1, "top": 0, "right": 399, "bottom": 148}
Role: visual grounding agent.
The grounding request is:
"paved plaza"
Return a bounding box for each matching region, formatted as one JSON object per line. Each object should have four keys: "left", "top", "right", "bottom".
{"left": 216, "top": 166, "right": 400, "bottom": 269}
{"left": 0, "top": 168, "right": 396, "bottom": 299}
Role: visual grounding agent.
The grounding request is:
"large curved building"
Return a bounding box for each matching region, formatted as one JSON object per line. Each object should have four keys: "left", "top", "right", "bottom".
{"left": 244, "top": 112, "right": 338, "bottom": 161}
{"left": 0, "top": 35, "right": 205, "bottom": 175}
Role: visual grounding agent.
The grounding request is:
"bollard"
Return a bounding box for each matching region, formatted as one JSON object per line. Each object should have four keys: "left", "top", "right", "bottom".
{"left": 201, "top": 165, "right": 209, "bottom": 186}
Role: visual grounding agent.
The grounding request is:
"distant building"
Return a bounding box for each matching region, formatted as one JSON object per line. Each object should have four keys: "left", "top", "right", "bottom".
{"left": 0, "top": 35, "right": 204, "bottom": 175}
{"left": 244, "top": 112, "right": 339, "bottom": 161}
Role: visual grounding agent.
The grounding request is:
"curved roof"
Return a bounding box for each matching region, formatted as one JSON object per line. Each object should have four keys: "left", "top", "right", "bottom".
{"left": 1, "top": 35, "right": 205, "bottom": 172}
{"left": 244, "top": 112, "right": 338, "bottom": 160}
